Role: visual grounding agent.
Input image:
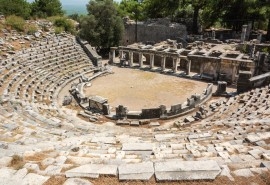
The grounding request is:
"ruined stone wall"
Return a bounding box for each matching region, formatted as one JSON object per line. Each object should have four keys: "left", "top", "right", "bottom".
{"left": 122, "top": 20, "right": 187, "bottom": 46}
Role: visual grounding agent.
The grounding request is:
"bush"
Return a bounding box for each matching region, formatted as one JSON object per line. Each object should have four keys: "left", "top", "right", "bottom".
{"left": 54, "top": 26, "right": 64, "bottom": 34}
{"left": 24, "top": 23, "right": 38, "bottom": 34}
{"left": 48, "top": 16, "right": 75, "bottom": 34}
{"left": 5, "top": 15, "right": 25, "bottom": 32}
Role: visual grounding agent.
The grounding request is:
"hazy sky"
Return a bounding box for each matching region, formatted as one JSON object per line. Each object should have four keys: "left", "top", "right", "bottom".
{"left": 27, "top": 0, "right": 121, "bottom": 5}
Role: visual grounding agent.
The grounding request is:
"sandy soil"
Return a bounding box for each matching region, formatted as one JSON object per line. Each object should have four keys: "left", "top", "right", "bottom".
{"left": 84, "top": 67, "right": 210, "bottom": 110}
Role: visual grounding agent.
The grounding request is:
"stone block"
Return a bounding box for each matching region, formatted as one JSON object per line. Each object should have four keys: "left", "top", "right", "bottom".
{"left": 116, "top": 120, "right": 130, "bottom": 125}
{"left": 91, "top": 137, "right": 116, "bottom": 144}
{"left": 0, "top": 156, "right": 12, "bottom": 167}
{"left": 154, "top": 160, "right": 221, "bottom": 181}
{"left": 233, "top": 169, "right": 254, "bottom": 177}
{"left": 118, "top": 162, "right": 154, "bottom": 180}
{"left": 260, "top": 161, "right": 270, "bottom": 169}
{"left": 63, "top": 178, "right": 93, "bottom": 185}
{"left": 65, "top": 164, "right": 118, "bottom": 178}
{"left": 130, "top": 121, "right": 140, "bottom": 126}
{"left": 22, "top": 173, "right": 49, "bottom": 185}
{"left": 149, "top": 122, "right": 160, "bottom": 127}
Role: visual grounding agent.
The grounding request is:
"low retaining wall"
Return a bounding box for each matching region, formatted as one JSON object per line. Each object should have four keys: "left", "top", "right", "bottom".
{"left": 122, "top": 83, "right": 213, "bottom": 119}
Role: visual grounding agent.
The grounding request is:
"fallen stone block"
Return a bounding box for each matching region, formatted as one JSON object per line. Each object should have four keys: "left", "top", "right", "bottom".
{"left": 116, "top": 120, "right": 130, "bottom": 125}
{"left": 118, "top": 162, "right": 154, "bottom": 180}
{"left": 63, "top": 178, "right": 93, "bottom": 185}
{"left": 65, "top": 164, "right": 118, "bottom": 178}
{"left": 220, "top": 165, "right": 234, "bottom": 181}
{"left": 233, "top": 169, "right": 254, "bottom": 177}
{"left": 154, "top": 160, "right": 221, "bottom": 181}
{"left": 130, "top": 121, "right": 140, "bottom": 126}
{"left": 22, "top": 173, "right": 49, "bottom": 185}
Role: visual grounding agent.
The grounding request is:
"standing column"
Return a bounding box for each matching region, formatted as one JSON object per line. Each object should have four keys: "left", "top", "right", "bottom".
{"left": 173, "top": 58, "right": 180, "bottom": 73}
{"left": 232, "top": 64, "right": 237, "bottom": 83}
{"left": 199, "top": 63, "right": 204, "bottom": 75}
{"left": 257, "top": 33, "right": 262, "bottom": 43}
{"left": 186, "top": 60, "right": 191, "bottom": 75}
{"left": 241, "top": 25, "right": 247, "bottom": 43}
{"left": 129, "top": 52, "right": 133, "bottom": 67}
{"left": 139, "top": 52, "right": 143, "bottom": 68}
{"left": 161, "top": 56, "right": 166, "bottom": 71}
{"left": 109, "top": 47, "right": 117, "bottom": 64}
{"left": 150, "top": 54, "right": 154, "bottom": 69}
{"left": 119, "top": 50, "right": 124, "bottom": 59}
{"left": 212, "top": 30, "right": 216, "bottom": 39}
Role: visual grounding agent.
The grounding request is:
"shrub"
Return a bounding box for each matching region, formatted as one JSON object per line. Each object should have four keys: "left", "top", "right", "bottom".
{"left": 5, "top": 15, "right": 25, "bottom": 32}
{"left": 48, "top": 16, "right": 75, "bottom": 34}
{"left": 54, "top": 26, "right": 64, "bottom": 34}
{"left": 24, "top": 23, "right": 38, "bottom": 35}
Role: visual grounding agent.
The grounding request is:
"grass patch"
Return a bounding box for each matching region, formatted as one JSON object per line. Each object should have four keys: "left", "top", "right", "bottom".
{"left": 24, "top": 23, "right": 38, "bottom": 35}
{"left": 9, "top": 155, "right": 25, "bottom": 170}
{"left": 5, "top": 15, "right": 25, "bottom": 32}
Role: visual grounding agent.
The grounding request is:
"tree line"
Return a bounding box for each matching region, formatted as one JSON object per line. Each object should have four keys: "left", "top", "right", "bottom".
{"left": 0, "top": 0, "right": 74, "bottom": 34}
{"left": 0, "top": 0, "right": 64, "bottom": 19}
{"left": 0, "top": 0, "right": 269, "bottom": 49}
{"left": 117, "top": 0, "right": 270, "bottom": 37}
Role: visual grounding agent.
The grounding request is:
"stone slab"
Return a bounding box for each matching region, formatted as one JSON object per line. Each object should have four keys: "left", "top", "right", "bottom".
{"left": 22, "top": 173, "right": 49, "bottom": 185}
{"left": 63, "top": 178, "right": 93, "bottom": 185}
{"left": 122, "top": 143, "right": 153, "bottom": 151}
{"left": 154, "top": 160, "right": 221, "bottom": 181}
{"left": 155, "top": 134, "right": 175, "bottom": 141}
{"left": 233, "top": 169, "right": 254, "bottom": 177}
{"left": 91, "top": 137, "right": 116, "bottom": 144}
{"left": 118, "top": 162, "right": 154, "bottom": 180}
{"left": 65, "top": 164, "right": 118, "bottom": 178}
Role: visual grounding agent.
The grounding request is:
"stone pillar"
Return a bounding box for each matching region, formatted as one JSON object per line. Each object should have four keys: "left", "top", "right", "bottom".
{"left": 199, "top": 63, "right": 204, "bottom": 75}
{"left": 161, "top": 56, "right": 166, "bottom": 71}
{"left": 257, "top": 34, "right": 262, "bottom": 43}
{"left": 173, "top": 58, "right": 180, "bottom": 73}
{"left": 212, "top": 30, "right": 215, "bottom": 39}
{"left": 129, "top": 51, "right": 133, "bottom": 67}
{"left": 109, "top": 47, "right": 117, "bottom": 64}
{"left": 119, "top": 50, "right": 124, "bottom": 59}
{"left": 241, "top": 25, "right": 248, "bottom": 43}
{"left": 232, "top": 64, "right": 237, "bottom": 83}
{"left": 186, "top": 60, "right": 191, "bottom": 75}
{"left": 150, "top": 54, "right": 154, "bottom": 69}
{"left": 216, "top": 81, "right": 227, "bottom": 94}
{"left": 139, "top": 52, "right": 143, "bottom": 68}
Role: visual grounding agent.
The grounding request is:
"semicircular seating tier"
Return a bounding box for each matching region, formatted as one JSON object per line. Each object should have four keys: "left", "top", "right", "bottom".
{"left": 0, "top": 34, "right": 97, "bottom": 116}
{"left": 0, "top": 35, "right": 269, "bottom": 183}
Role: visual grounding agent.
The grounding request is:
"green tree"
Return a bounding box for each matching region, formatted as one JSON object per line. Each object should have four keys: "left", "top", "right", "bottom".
{"left": 117, "top": 0, "right": 145, "bottom": 20}
{"left": 143, "top": 0, "right": 179, "bottom": 19}
{"left": 79, "top": 0, "right": 124, "bottom": 49}
{"left": 31, "top": 0, "right": 64, "bottom": 18}
{"left": 0, "top": 0, "right": 31, "bottom": 19}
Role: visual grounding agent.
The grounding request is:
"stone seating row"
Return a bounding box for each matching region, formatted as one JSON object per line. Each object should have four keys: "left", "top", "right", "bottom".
{"left": 0, "top": 35, "right": 96, "bottom": 114}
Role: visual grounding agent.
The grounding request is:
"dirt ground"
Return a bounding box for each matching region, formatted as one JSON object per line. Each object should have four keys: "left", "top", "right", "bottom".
{"left": 84, "top": 67, "right": 211, "bottom": 110}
